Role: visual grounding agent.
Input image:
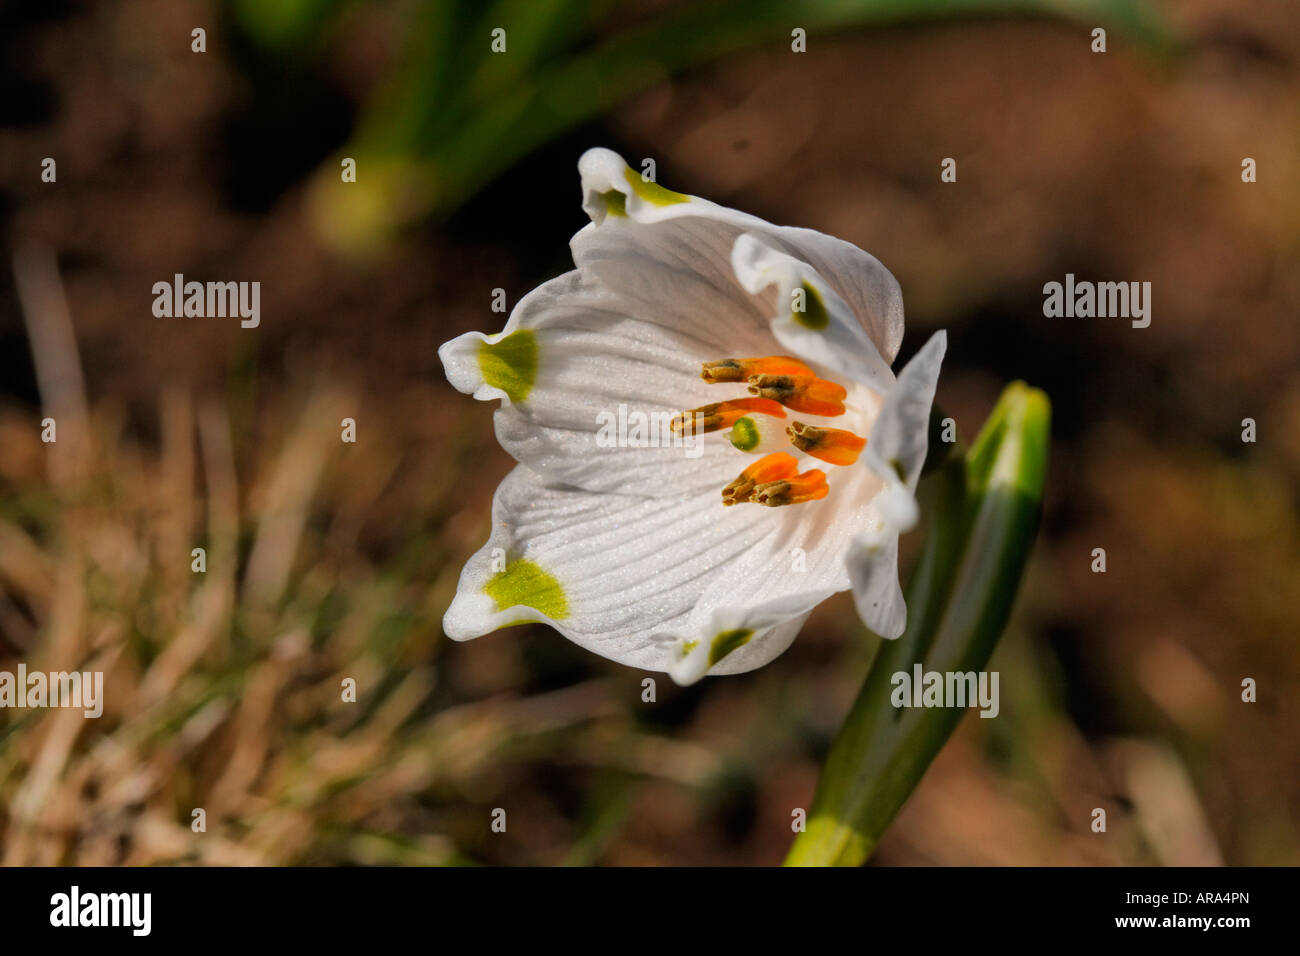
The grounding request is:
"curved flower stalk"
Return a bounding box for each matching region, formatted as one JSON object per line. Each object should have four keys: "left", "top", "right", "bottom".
{"left": 439, "top": 148, "right": 946, "bottom": 685}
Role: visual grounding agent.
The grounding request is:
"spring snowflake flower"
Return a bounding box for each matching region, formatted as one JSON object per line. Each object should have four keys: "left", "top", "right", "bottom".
{"left": 439, "top": 148, "right": 946, "bottom": 685}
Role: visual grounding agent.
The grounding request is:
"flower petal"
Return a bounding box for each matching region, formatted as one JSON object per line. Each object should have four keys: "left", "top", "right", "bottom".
{"left": 443, "top": 464, "right": 857, "bottom": 676}
{"left": 442, "top": 149, "right": 912, "bottom": 497}
{"left": 663, "top": 604, "right": 815, "bottom": 686}
{"left": 579, "top": 147, "right": 696, "bottom": 225}
{"left": 847, "top": 532, "right": 906, "bottom": 640}
{"left": 441, "top": 270, "right": 765, "bottom": 496}
{"left": 863, "top": 330, "right": 947, "bottom": 501}
{"left": 847, "top": 330, "right": 948, "bottom": 639}
{"left": 576, "top": 148, "right": 905, "bottom": 365}
{"left": 731, "top": 231, "right": 897, "bottom": 392}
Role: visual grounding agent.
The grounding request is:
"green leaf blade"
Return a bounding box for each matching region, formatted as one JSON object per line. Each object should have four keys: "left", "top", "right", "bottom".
{"left": 786, "top": 382, "right": 1050, "bottom": 866}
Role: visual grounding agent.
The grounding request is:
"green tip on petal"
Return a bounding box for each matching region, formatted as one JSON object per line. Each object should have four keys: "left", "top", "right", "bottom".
{"left": 600, "top": 189, "right": 627, "bottom": 217}
{"left": 477, "top": 330, "right": 538, "bottom": 403}
{"left": 484, "top": 558, "right": 568, "bottom": 620}
{"left": 729, "top": 416, "right": 761, "bottom": 452}
{"left": 622, "top": 166, "right": 688, "bottom": 207}
{"left": 709, "top": 628, "right": 753, "bottom": 666}
{"left": 793, "top": 281, "right": 830, "bottom": 330}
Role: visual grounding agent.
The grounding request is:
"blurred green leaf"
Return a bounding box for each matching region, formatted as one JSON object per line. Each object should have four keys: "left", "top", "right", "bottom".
{"left": 274, "top": 0, "right": 1177, "bottom": 249}
{"left": 231, "top": 0, "right": 351, "bottom": 52}
{"left": 785, "top": 381, "right": 1051, "bottom": 866}
{"left": 420, "top": 0, "right": 1176, "bottom": 209}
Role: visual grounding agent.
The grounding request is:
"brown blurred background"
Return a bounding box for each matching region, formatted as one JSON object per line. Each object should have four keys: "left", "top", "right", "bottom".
{"left": 0, "top": 0, "right": 1297, "bottom": 865}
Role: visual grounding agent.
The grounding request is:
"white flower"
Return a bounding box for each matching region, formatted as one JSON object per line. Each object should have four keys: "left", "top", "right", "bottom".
{"left": 439, "top": 148, "right": 946, "bottom": 686}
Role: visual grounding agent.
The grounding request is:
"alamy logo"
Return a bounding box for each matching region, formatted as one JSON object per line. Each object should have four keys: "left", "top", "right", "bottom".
{"left": 890, "top": 664, "right": 1000, "bottom": 718}
{"left": 595, "top": 404, "right": 704, "bottom": 458}
{"left": 0, "top": 665, "right": 103, "bottom": 718}
{"left": 1042, "top": 273, "right": 1151, "bottom": 328}
{"left": 50, "top": 886, "right": 151, "bottom": 936}
{"left": 152, "top": 273, "right": 260, "bottom": 328}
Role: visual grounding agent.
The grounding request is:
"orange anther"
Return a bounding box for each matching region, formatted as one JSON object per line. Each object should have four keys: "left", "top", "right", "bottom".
{"left": 753, "top": 468, "right": 830, "bottom": 507}
{"left": 671, "top": 397, "right": 787, "bottom": 434}
{"left": 786, "top": 421, "right": 867, "bottom": 466}
{"left": 701, "top": 355, "right": 815, "bottom": 384}
{"left": 721, "top": 452, "right": 799, "bottom": 506}
{"left": 746, "top": 374, "right": 847, "bottom": 417}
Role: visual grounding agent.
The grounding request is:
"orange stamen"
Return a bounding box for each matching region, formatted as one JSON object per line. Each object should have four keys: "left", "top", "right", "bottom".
{"left": 786, "top": 421, "right": 867, "bottom": 466}
{"left": 702, "top": 355, "right": 815, "bottom": 384}
{"left": 746, "top": 374, "right": 847, "bottom": 417}
{"left": 722, "top": 452, "right": 799, "bottom": 506}
{"left": 753, "top": 468, "right": 829, "bottom": 507}
{"left": 671, "top": 397, "right": 787, "bottom": 434}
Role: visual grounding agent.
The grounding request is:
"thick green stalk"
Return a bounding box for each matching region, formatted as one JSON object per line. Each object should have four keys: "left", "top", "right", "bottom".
{"left": 786, "top": 382, "right": 1050, "bottom": 866}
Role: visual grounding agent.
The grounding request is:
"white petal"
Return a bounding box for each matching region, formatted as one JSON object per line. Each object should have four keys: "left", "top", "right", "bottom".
{"left": 440, "top": 269, "right": 761, "bottom": 496}
{"left": 443, "top": 464, "right": 854, "bottom": 676}
{"left": 442, "top": 149, "right": 910, "bottom": 497}
{"left": 576, "top": 147, "right": 905, "bottom": 365}
{"left": 731, "top": 231, "right": 897, "bottom": 393}
{"left": 847, "top": 330, "right": 948, "bottom": 640}
{"left": 846, "top": 528, "right": 906, "bottom": 639}
{"left": 863, "top": 330, "right": 948, "bottom": 499}
{"left": 572, "top": 215, "right": 777, "bottom": 357}
{"left": 664, "top": 604, "right": 814, "bottom": 686}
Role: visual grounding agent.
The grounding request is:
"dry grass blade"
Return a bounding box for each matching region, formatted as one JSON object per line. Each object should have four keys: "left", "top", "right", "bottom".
{"left": 11, "top": 244, "right": 89, "bottom": 488}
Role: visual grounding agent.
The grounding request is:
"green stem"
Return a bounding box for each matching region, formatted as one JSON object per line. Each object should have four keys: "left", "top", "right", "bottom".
{"left": 786, "top": 381, "right": 1050, "bottom": 866}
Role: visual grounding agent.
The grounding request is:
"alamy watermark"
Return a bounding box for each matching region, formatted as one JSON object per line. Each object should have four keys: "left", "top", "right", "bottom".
{"left": 595, "top": 404, "right": 704, "bottom": 458}
{"left": 152, "top": 273, "right": 260, "bottom": 328}
{"left": 891, "top": 664, "right": 999, "bottom": 718}
{"left": 50, "top": 886, "right": 150, "bottom": 936}
{"left": 0, "top": 665, "right": 103, "bottom": 718}
{"left": 1043, "top": 273, "right": 1150, "bottom": 328}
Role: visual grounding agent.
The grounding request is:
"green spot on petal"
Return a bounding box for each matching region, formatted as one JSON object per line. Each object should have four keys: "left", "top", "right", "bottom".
{"left": 477, "top": 330, "right": 538, "bottom": 403}
{"left": 793, "top": 281, "right": 830, "bottom": 330}
{"left": 499, "top": 617, "right": 539, "bottom": 629}
{"left": 729, "top": 416, "right": 760, "bottom": 452}
{"left": 600, "top": 189, "right": 626, "bottom": 216}
{"left": 709, "top": 628, "right": 754, "bottom": 666}
{"left": 622, "top": 166, "right": 688, "bottom": 207}
{"left": 485, "top": 558, "right": 568, "bottom": 620}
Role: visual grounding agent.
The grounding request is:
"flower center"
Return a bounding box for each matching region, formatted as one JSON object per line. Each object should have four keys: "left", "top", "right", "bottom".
{"left": 678, "top": 355, "right": 868, "bottom": 507}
